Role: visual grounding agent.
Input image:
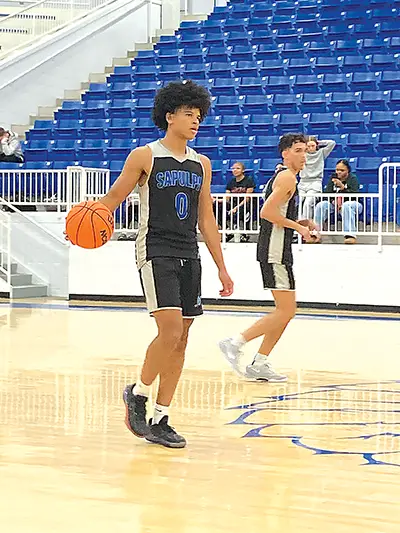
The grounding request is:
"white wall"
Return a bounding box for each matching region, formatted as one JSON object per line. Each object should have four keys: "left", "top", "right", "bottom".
{"left": 69, "top": 242, "right": 400, "bottom": 308}
{"left": 0, "top": 277, "right": 9, "bottom": 293}
{"left": 181, "top": 0, "right": 227, "bottom": 15}
{"left": 0, "top": 0, "right": 161, "bottom": 126}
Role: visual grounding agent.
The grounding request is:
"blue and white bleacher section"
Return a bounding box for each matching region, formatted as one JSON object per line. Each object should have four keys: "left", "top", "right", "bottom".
{"left": 4, "top": 0, "right": 400, "bottom": 194}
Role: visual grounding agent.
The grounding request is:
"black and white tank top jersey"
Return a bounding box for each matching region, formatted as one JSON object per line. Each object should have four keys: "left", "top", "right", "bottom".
{"left": 257, "top": 173, "right": 298, "bottom": 266}
{"left": 136, "top": 140, "right": 204, "bottom": 269}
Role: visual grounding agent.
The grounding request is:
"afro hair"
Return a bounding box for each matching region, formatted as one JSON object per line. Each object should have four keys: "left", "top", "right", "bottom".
{"left": 152, "top": 80, "right": 211, "bottom": 131}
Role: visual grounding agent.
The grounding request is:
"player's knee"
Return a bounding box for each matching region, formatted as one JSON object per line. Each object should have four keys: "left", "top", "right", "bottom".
{"left": 277, "top": 305, "right": 296, "bottom": 323}
{"left": 159, "top": 323, "right": 184, "bottom": 350}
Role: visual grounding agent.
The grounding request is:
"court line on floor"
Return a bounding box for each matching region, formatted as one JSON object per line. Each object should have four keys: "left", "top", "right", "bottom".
{"left": 1, "top": 301, "right": 400, "bottom": 322}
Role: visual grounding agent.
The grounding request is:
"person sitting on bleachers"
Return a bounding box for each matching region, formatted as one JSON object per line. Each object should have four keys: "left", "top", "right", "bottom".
{"left": 314, "top": 159, "right": 362, "bottom": 245}
{"left": 225, "top": 161, "right": 256, "bottom": 242}
{"left": 0, "top": 128, "right": 24, "bottom": 163}
{"left": 298, "top": 136, "right": 336, "bottom": 220}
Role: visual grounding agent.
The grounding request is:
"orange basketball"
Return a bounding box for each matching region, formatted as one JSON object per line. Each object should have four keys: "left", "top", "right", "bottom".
{"left": 65, "top": 200, "right": 114, "bottom": 249}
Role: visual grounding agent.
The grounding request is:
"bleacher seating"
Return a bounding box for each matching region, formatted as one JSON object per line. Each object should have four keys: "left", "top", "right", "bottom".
{"left": 6, "top": 0, "right": 400, "bottom": 191}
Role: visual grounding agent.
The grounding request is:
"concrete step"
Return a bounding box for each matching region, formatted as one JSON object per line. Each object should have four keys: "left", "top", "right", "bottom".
{"left": 88, "top": 72, "right": 107, "bottom": 83}
{"left": 38, "top": 105, "right": 58, "bottom": 117}
{"left": 180, "top": 13, "right": 207, "bottom": 21}
{"left": 0, "top": 262, "right": 18, "bottom": 274}
{"left": 127, "top": 50, "right": 137, "bottom": 59}
{"left": 135, "top": 42, "right": 155, "bottom": 50}
{"left": 12, "top": 285, "right": 48, "bottom": 299}
{"left": 9, "top": 273, "right": 33, "bottom": 286}
{"left": 64, "top": 89, "right": 85, "bottom": 100}
{"left": 112, "top": 56, "right": 131, "bottom": 67}
{"left": 155, "top": 28, "right": 175, "bottom": 37}
{"left": 11, "top": 124, "right": 29, "bottom": 139}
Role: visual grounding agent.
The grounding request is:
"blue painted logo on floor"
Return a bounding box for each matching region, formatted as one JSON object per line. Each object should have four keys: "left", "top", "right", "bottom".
{"left": 227, "top": 380, "right": 400, "bottom": 467}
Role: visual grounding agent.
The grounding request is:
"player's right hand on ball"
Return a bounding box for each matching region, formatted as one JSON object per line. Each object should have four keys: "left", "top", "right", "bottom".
{"left": 298, "top": 225, "right": 312, "bottom": 242}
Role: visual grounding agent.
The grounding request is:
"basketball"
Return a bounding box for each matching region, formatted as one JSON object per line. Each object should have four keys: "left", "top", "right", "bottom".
{"left": 65, "top": 200, "right": 114, "bottom": 249}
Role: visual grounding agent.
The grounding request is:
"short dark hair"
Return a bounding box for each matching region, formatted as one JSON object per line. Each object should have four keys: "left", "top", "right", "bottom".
{"left": 336, "top": 159, "right": 352, "bottom": 172}
{"left": 278, "top": 133, "right": 307, "bottom": 155}
{"left": 0, "top": 128, "right": 5, "bottom": 136}
{"left": 152, "top": 80, "right": 211, "bottom": 131}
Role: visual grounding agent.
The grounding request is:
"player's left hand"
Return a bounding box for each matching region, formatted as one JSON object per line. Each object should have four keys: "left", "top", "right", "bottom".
{"left": 219, "top": 268, "right": 234, "bottom": 297}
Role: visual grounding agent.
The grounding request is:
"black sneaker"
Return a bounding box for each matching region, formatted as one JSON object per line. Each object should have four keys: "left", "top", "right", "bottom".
{"left": 145, "top": 416, "right": 187, "bottom": 449}
{"left": 123, "top": 384, "right": 149, "bottom": 438}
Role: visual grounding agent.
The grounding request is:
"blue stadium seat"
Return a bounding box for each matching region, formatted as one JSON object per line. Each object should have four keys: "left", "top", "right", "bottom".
{"left": 277, "top": 113, "right": 308, "bottom": 133}
{"left": 254, "top": 44, "right": 279, "bottom": 61}
{"left": 222, "top": 136, "right": 254, "bottom": 158}
{"left": 209, "top": 62, "right": 235, "bottom": 78}
{"left": 249, "top": 17, "right": 273, "bottom": 32}
{"left": 231, "top": 4, "right": 253, "bottom": 19}
{"left": 380, "top": 71, "right": 400, "bottom": 90}
{"left": 107, "top": 118, "right": 136, "bottom": 138}
{"left": 300, "top": 93, "right": 327, "bottom": 113}
{"left": 135, "top": 98, "right": 154, "bottom": 118}
{"left": 355, "top": 156, "right": 386, "bottom": 182}
{"left": 329, "top": 92, "right": 359, "bottom": 112}
{"left": 344, "top": 10, "right": 369, "bottom": 25}
{"left": 84, "top": 83, "right": 109, "bottom": 101}
{"left": 182, "top": 63, "right": 209, "bottom": 80}
{"left": 247, "top": 115, "right": 275, "bottom": 136}
{"left": 215, "top": 95, "right": 244, "bottom": 115}
{"left": 370, "top": 54, "right": 399, "bottom": 72}
{"left": 327, "top": 134, "right": 349, "bottom": 157}
{"left": 350, "top": 72, "right": 380, "bottom": 91}
{"left": 387, "top": 37, "right": 400, "bottom": 53}
{"left": 389, "top": 90, "right": 400, "bottom": 110}
{"left": 237, "top": 77, "right": 266, "bottom": 95}
{"left": 307, "top": 41, "right": 333, "bottom": 57}
{"left": 80, "top": 160, "right": 109, "bottom": 169}
{"left": 293, "top": 74, "right": 321, "bottom": 93}
{"left": 242, "top": 95, "right": 270, "bottom": 114}
{"left": 340, "top": 111, "right": 370, "bottom": 132}
{"left": 133, "top": 81, "right": 162, "bottom": 98}
{"left": 133, "top": 65, "right": 160, "bottom": 81}
{"left": 81, "top": 101, "right": 111, "bottom": 120}
{"left": 109, "top": 67, "right": 134, "bottom": 84}
{"left": 203, "top": 19, "right": 224, "bottom": 33}
{"left": 109, "top": 82, "right": 134, "bottom": 100}
{"left": 360, "top": 90, "right": 390, "bottom": 111}
{"left": 377, "top": 133, "right": 400, "bottom": 156}
{"left": 210, "top": 159, "right": 226, "bottom": 185}
{"left": 78, "top": 139, "right": 109, "bottom": 160}
{"left": 198, "top": 116, "right": 221, "bottom": 137}
{"left": 253, "top": 136, "right": 281, "bottom": 157}
{"left": 270, "top": 15, "right": 295, "bottom": 30}
{"left": 266, "top": 76, "right": 292, "bottom": 93}
{"left": 347, "top": 133, "right": 379, "bottom": 155}
{"left": 52, "top": 161, "right": 79, "bottom": 170}
{"left": 23, "top": 140, "right": 53, "bottom": 161}
{"left": 55, "top": 101, "right": 83, "bottom": 120}
{"left": 297, "top": 0, "right": 319, "bottom": 15}
{"left": 325, "top": 25, "right": 352, "bottom": 42}
{"left": 275, "top": 2, "right": 297, "bottom": 16}
{"left": 107, "top": 138, "right": 138, "bottom": 160}
{"left": 235, "top": 60, "right": 260, "bottom": 77}
{"left": 286, "top": 58, "right": 313, "bottom": 76}
{"left": 313, "top": 57, "right": 341, "bottom": 74}
{"left": 134, "top": 50, "right": 157, "bottom": 65}
{"left": 110, "top": 160, "right": 125, "bottom": 183}
{"left": 253, "top": 3, "right": 274, "bottom": 18}
{"left": 108, "top": 100, "right": 135, "bottom": 119}
{"left": 341, "top": 55, "right": 370, "bottom": 73}
{"left": 371, "top": 8, "right": 398, "bottom": 22}
{"left": 225, "top": 31, "right": 252, "bottom": 47}
{"left": 80, "top": 119, "right": 109, "bottom": 139}
{"left": 158, "top": 64, "right": 183, "bottom": 82}
{"left": 195, "top": 137, "right": 222, "bottom": 158}
{"left": 280, "top": 42, "right": 307, "bottom": 59}
{"left": 51, "top": 140, "right": 79, "bottom": 161}
{"left": 230, "top": 45, "right": 256, "bottom": 62}
{"left": 224, "top": 19, "right": 249, "bottom": 34}
{"left": 353, "top": 23, "right": 380, "bottom": 40}
{"left": 181, "top": 47, "right": 204, "bottom": 64}
{"left": 219, "top": 116, "right": 247, "bottom": 136}
{"left": 369, "top": 111, "right": 399, "bottom": 132}
{"left": 361, "top": 38, "right": 388, "bottom": 55}
{"left": 322, "top": 73, "right": 351, "bottom": 92}
{"left": 251, "top": 30, "right": 275, "bottom": 46}
{"left": 157, "top": 49, "right": 181, "bottom": 65}
{"left": 212, "top": 78, "right": 239, "bottom": 97}
{"left": 275, "top": 28, "right": 303, "bottom": 44}
{"left": 205, "top": 46, "right": 230, "bottom": 63}
{"left": 257, "top": 158, "right": 282, "bottom": 182}
{"left": 295, "top": 13, "right": 321, "bottom": 29}
{"left": 308, "top": 112, "right": 338, "bottom": 134}
{"left": 272, "top": 94, "right": 300, "bottom": 114}
{"left": 28, "top": 120, "right": 54, "bottom": 140}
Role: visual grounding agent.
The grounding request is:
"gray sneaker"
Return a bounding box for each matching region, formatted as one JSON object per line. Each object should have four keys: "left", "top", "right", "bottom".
{"left": 245, "top": 361, "right": 287, "bottom": 382}
{"left": 219, "top": 338, "right": 245, "bottom": 376}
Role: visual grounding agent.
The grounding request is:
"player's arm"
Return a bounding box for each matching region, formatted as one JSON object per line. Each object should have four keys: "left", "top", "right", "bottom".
{"left": 99, "top": 146, "right": 151, "bottom": 212}
{"left": 198, "top": 155, "right": 234, "bottom": 297}
{"left": 260, "top": 170, "right": 311, "bottom": 239}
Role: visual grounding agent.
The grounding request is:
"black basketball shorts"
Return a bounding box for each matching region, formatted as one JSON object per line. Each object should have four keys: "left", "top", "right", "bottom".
{"left": 259, "top": 262, "right": 296, "bottom": 291}
{"left": 139, "top": 257, "right": 203, "bottom": 318}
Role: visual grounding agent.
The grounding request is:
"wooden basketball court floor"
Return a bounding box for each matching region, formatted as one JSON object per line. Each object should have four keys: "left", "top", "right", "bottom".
{"left": 1, "top": 300, "right": 400, "bottom": 533}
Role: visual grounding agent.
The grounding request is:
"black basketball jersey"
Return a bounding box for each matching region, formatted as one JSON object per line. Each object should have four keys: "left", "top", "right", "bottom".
{"left": 136, "top": 140, "right": 204, "bottom": 268}
{"left": 257, "top": 172, "right": 298, "bottom": 265}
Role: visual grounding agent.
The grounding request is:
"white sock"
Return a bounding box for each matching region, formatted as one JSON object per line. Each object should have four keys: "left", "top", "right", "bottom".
{"left": 132, "top": 379, "right": 150, "bottom": 398}
{"left": 154, "top": 403, "right": 169, "bottom": 424}
{"left": 231, "top": 334, "right": 246, "bottom": 348}
{"left": 252, "top": 353, "right": 268, "bottom": 367}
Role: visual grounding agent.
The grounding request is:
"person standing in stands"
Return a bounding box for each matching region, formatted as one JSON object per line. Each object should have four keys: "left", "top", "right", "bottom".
{"left": 225, "top": 162, "right": 256, "bottom": 242}
{"left": 298, "top": 136, "right": 335, "bottom": 220}
{"left": 0, "top": 128, "right": 24, "bottom": 163}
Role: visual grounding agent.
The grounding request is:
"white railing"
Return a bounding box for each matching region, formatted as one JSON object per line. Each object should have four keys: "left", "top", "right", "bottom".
{"left": 379, "top": 162, "right": 400, "bottom": 236}
{"left": 0, "top": 209, "right": 11, "bottom": 285}
{"left": 0, "top": 0, "right": 160, "bottom": 59}
{"left": 0, "top": 166, "right": 109, "bottom": 211}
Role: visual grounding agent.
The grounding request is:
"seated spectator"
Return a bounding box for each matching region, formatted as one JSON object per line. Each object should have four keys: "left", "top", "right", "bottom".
{"left": 0, "top": 127, "right": 24, "bottom": 163}
{"left": 225, "top": 162, "right": 256, "bottom": 242}
{"left": 314, "top": 159, "right": 362, "bottom": 244}
{"left": 299, "top": 136, "right": 336, "bottom": 220}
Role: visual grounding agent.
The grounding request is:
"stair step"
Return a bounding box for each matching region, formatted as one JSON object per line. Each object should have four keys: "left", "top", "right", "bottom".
{"left": 89, "top": 72, "right": 107, "bottom": 83}
{"left": 10, "top": 273, "right": 32, "bottom": 286}
{"left": 127, "top": 50, "right": 137, "bottom": 59}
{"left": 10, "top": 124, "right": 29, "bottom": 140}
{"left": 112, "top": 57, "right": 131, "bottom": 67}
{"left": 180, "top": 13, "right": 207, "bottom": 21}
{"left": 155, "top": 28, "right": 175, "bottom": 37}
{"left": 38, "top": 106, "right": 58, "bottom": 117}
{"left": 0, "top": 262, "right": 18, "bottom": 274}
{"left": 11, "top": 285, "right": 48, "bottom": 299}
{"left": 64, "top": 89, "right": 85, "bottom": 100}
{"left": 135, "top": 42, "right": 154, "bottom": 51}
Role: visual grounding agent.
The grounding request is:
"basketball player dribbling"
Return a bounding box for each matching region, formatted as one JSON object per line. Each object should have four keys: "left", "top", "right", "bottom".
{"left": 99, "top": 80, "right": 234, "bottom": 448}
{"left": 219, "top": 133, "right": 317, "bottom": 382}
